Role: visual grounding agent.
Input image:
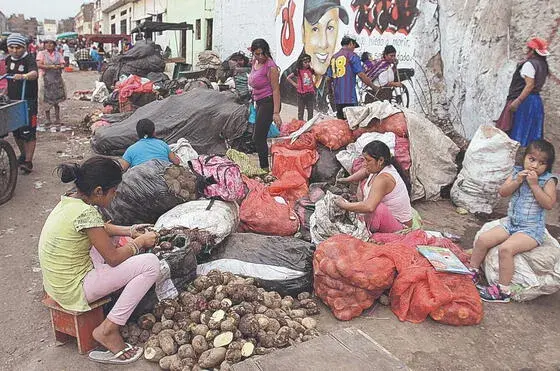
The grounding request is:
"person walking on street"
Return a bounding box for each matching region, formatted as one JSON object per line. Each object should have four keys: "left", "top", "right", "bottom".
{"left": 287, "top": 53, "right": 316, "bottom": 121}
{"left": 61, "top": 40, "right": 71, "bottom": 67}
{"left": 496, "top": 37, "right": 549, "bottom": 147}
{"left": 5, "top": 33, "right": 39, "bottom": 173}
{"left": 326, "top": 35, "right": 376, "bottom": 119}
{"left": 36, "top": 39, "right": 66, "bottom": 124}
{"left": 248, "top": 38, "right": 282, "bottom": 171}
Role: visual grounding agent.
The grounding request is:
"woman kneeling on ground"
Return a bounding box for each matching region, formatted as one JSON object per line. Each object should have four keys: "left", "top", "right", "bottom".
{"left": 38, "top": 157, "right": 161, "bottom": 364}
{"left": 335, "top": 140, "right": 412, "bottom": 233}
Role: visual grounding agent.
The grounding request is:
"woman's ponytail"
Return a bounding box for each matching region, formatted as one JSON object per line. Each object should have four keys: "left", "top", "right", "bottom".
{"left": 55, "top": 157, "right": 122, "bottom": 196}
{"left": 56, "top": 163, "right": 81, "bottom": 183}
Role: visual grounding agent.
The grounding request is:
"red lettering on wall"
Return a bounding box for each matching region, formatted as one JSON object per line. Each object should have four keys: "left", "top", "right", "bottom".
{"left": 281, "top": 0, "right": 296, "bottom": 56}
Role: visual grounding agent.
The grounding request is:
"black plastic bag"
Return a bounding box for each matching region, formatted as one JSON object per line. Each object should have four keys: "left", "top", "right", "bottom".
{"left": 102, "top": 160, "right": 196, "bottom": 225}
{"left": 198, "top": 233, "right": 315, "bottom": 296}
{"left": 310, "top": 144, "right": 342, "bottom": 183}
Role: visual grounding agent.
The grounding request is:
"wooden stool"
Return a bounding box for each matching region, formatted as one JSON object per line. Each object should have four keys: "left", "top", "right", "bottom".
{"left": 42, "top": 294, "right": 110, "bottom": 354}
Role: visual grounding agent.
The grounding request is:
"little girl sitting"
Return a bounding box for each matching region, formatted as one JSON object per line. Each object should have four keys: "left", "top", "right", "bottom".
{"left": 39, "top": 157, "right": 161, "bottom": 364}
{"left": 470, "top": 140, "right": 557, "bottom": 302}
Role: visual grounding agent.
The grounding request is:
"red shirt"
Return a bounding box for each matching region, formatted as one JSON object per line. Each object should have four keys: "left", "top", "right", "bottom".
{"left": 297, "top": 68, "right": 315, "bottom": 95}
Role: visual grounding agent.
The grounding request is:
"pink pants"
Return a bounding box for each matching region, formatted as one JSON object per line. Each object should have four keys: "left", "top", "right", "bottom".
{"left": 365, "top": 202, "right": 404, "bottom": 233}
{"left": 83, "top": 248, "right": 161, "bottom": 325}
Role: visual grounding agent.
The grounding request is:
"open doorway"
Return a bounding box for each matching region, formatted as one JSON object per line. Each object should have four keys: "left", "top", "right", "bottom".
{"left": 206, "top": 18, "right": 213, "bottom": 50}
{"left": 180, "top": 29, "right": 187, "bottom": 59}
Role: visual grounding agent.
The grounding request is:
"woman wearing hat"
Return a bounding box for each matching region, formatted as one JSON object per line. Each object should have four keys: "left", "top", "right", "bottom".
{"left": 36, "top": 39, "right": 66, "bottom": 124}
{"left": 496, "top": 37, "right": 550, "bottom": 146}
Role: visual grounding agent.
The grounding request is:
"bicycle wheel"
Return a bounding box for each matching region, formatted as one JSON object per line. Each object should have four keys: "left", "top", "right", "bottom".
{"left": 392, "top": 84, "right": 410, "bottom": 108}
{"left": 0, "top": 139, "right": 18, "bottom": 205}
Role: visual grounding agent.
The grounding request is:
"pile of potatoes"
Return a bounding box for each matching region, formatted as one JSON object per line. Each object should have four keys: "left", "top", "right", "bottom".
{"left": 120, "top": 270, "right": 321, "bottom": 370}
{"left": 163, "top": 164, "right": 198, "bottom": 201}
{"left": 154, "top": 227, "right": 216, "bottom": 255}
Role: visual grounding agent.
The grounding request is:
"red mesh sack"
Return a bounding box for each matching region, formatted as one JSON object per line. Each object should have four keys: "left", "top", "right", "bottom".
{"left": 279, "top": 132, "right": 317, "bottom": 151}
{"left": 430, "top": 273, "right": 483, "bottom": 326}
{"left": 270, "top": 145, "right": 318, "bottom": 179}
{"left": 378, "top": 113, "right": 408, "bottom": 137}
{"left": 268, "top": 171, "right": 309, "bottom": 203}
{"left": 394, "top": 136, "right": 411, "bottom": 172}
{"left": 352, "top": 119, "right": 380, "bottom": 140}
{"left": 311, "top": 119, "right": 353, "bottom": 150}
{"left": 389, "top": 264, "right": 454, "bottom": 323}
{"left": 239, "top": 176, "right": 299, "bottom": 236}
{"left": 280, "top": 119, "right": 306, "bottom": 136}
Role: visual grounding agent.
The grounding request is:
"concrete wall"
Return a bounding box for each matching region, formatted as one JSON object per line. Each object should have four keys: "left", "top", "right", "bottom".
{"left": 214, "top": 0, "right": 276, "bottom": 61}
{"left": 167, "top": 0, "right": 215, "bottom": 65}
{"left": 213, "top": 0, "right": 559, "bottom": 140}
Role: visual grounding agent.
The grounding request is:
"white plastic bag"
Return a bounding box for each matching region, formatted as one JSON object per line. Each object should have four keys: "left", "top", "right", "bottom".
{"left": 91, "top": 81, "right": 110, "bottom": 103}
{"left": 477, "top": 219, "right": 560, "bottom": 301}
{"left": 451, "top": 124, "right": 519, "bottom": 214}
{"left": 154, "top": 200, "right": 239, "bottom": 244}
{"left": 336, "top": 132, "right": 396, "bottom": 173}
{"left": 169, "top": 138, "right": 199, "bottom": 165}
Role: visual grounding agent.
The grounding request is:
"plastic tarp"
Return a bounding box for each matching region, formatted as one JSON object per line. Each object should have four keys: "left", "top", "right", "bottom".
{"left": 451, "top": 125, "right": 519, "bottom": 214}
{"left": 478, "top": 219, "right": 560, "bottom": 301}
{"left": 154, "top": 200, "right": 240, "bottom": 244}
{"left": 310, "top": 144, "right": 342, "bottom": 184}
{"left": 91, "top": 89, "right": 248, "bottom": 156}
{"left": 197, "top": 233, "right": 315, "bottom": 296}
{"left": 310, "top": 191, "right": 370, "bottom": 244}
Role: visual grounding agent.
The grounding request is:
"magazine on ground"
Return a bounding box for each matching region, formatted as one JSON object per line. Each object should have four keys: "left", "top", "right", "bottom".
{"left": 417, "top": 245, "right": 471, "bottom": 275}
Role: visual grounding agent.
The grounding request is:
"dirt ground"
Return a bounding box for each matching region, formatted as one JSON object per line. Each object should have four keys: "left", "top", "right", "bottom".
{"left": 1, "top": 71, "right": 559, "bottom": 371}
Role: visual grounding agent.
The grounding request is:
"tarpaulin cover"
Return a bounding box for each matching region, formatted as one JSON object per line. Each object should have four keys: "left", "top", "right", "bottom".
{"left": 197, "top": 233, "right": 315, "bottom": 296}
{"left": 91, "top": 89, "right": 248, "bottom": 156}
{"left": 239, "top": 177, "right": 299, "bottom": 236}
{"left": 102, "top": 160, "right": 196, "bottom": 225}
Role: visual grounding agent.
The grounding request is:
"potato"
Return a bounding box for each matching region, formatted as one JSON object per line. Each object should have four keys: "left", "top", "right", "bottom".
{"left": 213, "top": 332, "right": 234, "bottom": 348}
{"left": 256, "top": 305, "right": 268, "bottom": 314}
{"left": 178, "top": 189, "right": 191, "bottom": 200}
{"left": 220, "top": 298, "right": 233, "bottom": 311}
{"left": 193, "top": 276, "right": 212, "bottom": 291}
{"left": 289, "top": 309, "right": 306, "bottom": 318}
{"left": 138, "top": 313, "right": 157, "bottom": 330}
{"left": 258, "top": 332, "right": 276, "bottom": 348}
{"left": 281, "top": 297, "right": 294, "bottom": 309}
{"left": 297, "top": 292, "right": 311, "bottom": 301}
{"left": 304, "top": 328, "right": 320, "bottom": 337}
{"left": 139, "top": 329, "right": 151, "bottom": 343}
{"left": 211, "top": 309, "right": 226, "bottom": 321}
{"left": 227, "top": 341, "right": 243, "bottom": 351}
{"left": 144, "top": 346, "right": 165, "bottom": 362}
{"left": 238, "top": 314, "right": 259, "bottom": 337}
{"left": 158, "top": 329, "right": 176, "bottom": 338}
{"left": 162, "top": 319, "right": 175, "bottom": 329}
{"left": 120, "top": 324, "right": 130, "bottom": 339}
{"left": 208, "top": 318, "right": 222, "bottom": 330}
{"left": 129, "top": 323, "right": 142, "bottom": 337}
{"left": 178, "top": 344, "right": 196, "bottom": 359}
{"left": 173, "top": 311, "right": 190, "bottom": 322}
{"left": 168, "top": 179, "right": 181, "bottom": 195}
{"left": 173, "top": 329, "right": 190, "bottom": 346}
{"left": 254, "top": 346, "right": 276, "bottom": 355}
{"left": 225, "top": 348, "right": 242, "bottom": 363}
{"left": 301, "top": 317, "right": 317, "bottom": 330}
{"left": 266, "top": 318, "right": 280, "bottom": 333}
{"left": 220, "top": 318, "right": 237, "bottom": 332}
{"left": 263, "top": 309, "right": 277, "bottom": 319}
{"left": 190, "top": 310, "right": 202, "bottom": 324}
{"left": 205, "top": 329, "right": 220, "bottom": 342}
{"left": 208, "top": 299, "right": 221, "bottom": 310}
{"left": 255, "top": 314, "right": 270, "bottom": 330}
{"left": 145, "top": 335, "right": 160, "bottom": 348}
{"left": 274, "top": 327, "right": 291, "bottom": 347}
{"left": 192, "top": 324, "right": 209, "bottom": 337}
{"left": 221, "top": 272, "right": 236, "bottom": 285}
{"left": 198, "top": 347, "right": 227, "bottom": 368}
{"left": 200, "top": 310, "right": 213, "bottom": 325}
{"left": 192, "top": 335, "right": 209, "bottom": 354}
{"left": 166, "top": 166, "right": 181, "bottom": 178}
{"left": 169, "top": 358, "right": 185, "bottom": 371}
{"left": 159, "top": 354, "right": 180, "bottom": 370}
{"left": 220, "top": 361, "right": 234, "bottom": 371}
{"left": 179, "top": 358, "right": 196, "bottom": 370}
{"left": 241, "top": 342, "right": 255, "bottom": 357}
{"left": 164, "top": 306, "right": 176, "bottom": 319}
{"left": 160, "top": 334, "right": 178, "bottom": 355}
{"left": 128, "top": 335, "right": 139, "bottom": 345}
{"left": 202, "top": 286, "right": 216, "bottom": 301}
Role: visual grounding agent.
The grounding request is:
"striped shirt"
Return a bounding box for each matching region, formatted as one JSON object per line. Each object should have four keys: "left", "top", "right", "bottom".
{"left": 327, "top": 48, "right": 363, "bottom": 104}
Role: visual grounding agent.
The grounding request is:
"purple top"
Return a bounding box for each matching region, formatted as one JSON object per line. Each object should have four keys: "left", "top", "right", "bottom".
{"left": 248, "top": 57, "right": 278, "bottom": 101}
{"left": 326, "top": 48, "right": 363, "bottom": 104}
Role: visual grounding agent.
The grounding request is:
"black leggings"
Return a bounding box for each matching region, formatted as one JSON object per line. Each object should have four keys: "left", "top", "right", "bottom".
{"left": 253, "top": 96, "right": 274, "bottom": 169}
{"left": 297, "top": 92, "right": 315, "bottom": 121}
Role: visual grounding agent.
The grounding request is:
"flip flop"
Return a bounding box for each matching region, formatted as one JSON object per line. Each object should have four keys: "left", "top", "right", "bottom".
{"left": 88, "top": 343, "right": 143, "bottom": 365}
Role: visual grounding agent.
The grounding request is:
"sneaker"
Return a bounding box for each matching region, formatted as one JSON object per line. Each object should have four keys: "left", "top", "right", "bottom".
{"left": 469, "top": 269, "right": 484, "bottom": 289}
{"left": 478, "top": 284, "right": 511, "bottom": 303}
{"left": 20, "top": 161, "right": 33, "bottom": 174}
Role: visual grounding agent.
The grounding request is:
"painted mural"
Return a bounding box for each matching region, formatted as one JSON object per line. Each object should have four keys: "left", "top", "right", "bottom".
{"left": 275, "top": 0, "right": 419, "bottom": 110}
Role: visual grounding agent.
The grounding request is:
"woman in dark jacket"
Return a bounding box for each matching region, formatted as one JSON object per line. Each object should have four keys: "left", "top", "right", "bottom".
{"left": 496, "top": 37, "right": 549, "bottom": 147}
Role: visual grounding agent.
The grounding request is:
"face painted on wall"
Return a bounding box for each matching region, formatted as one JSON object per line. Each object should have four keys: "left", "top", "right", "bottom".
{"left": 303, "top": 8, "right": 340, "bottom": 78}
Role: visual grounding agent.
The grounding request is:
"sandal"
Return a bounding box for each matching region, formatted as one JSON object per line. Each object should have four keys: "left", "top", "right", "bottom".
{"left": 88, "top": 343, "right": 143, "bottom": 364}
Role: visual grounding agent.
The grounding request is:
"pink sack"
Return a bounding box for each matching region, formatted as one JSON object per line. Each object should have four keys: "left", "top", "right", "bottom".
{"left": 189, "top": 155, "right": 246, "bottom": 202}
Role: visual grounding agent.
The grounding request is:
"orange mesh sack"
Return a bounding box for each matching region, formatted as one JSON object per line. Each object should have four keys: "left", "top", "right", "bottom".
{"left": 268, "top": 171, "right": 309, "bottom": 203}
{"left": 279, "top": 132, "right": 317, "bottom": 151}
{"left": 280, "top": 119, "right": 306, "bottom": 136}
{"left": 239, "top": 177, "right": 299, "bottom": 236}
{"left": 429, "top": 273, "right": 483, "bottom": 326}
{"left": 376, "top": 113, "right": 408, "bottom": 137}
{"left": 311, "top": 119, "right": 353, "bottom": 150}
{"left": 313, "top": 235, "right": 398, "bottom": 321}
{"left": 270, "top": 145, "right": 318, "bottom": 179}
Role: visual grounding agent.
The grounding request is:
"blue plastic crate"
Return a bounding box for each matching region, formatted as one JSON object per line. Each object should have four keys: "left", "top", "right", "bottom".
{"left": 0, "top": 100, "right": 28, "bottom": 136}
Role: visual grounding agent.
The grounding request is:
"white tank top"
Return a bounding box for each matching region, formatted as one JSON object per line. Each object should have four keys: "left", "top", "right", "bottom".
{"left": 363, "top": 165, "right": 412, "bottom": 223}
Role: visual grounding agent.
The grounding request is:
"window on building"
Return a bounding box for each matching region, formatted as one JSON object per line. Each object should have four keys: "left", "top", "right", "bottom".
{"left": 111, "top": 15, "right": 115, "bottom": 20}
{"left": 120, "top": 10, "right": 127, "bottom": 16}
{"left": 120, "top": 19, "right": 127, "bottom": 34}
{"left": 205, "top": 19, "right": 213, "bottom": 50}
{"left": 111, "top": 23, "right": 116, "bottom": 34}
{"left": 195, "top": 19, "right": 201, "bottom": 40}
